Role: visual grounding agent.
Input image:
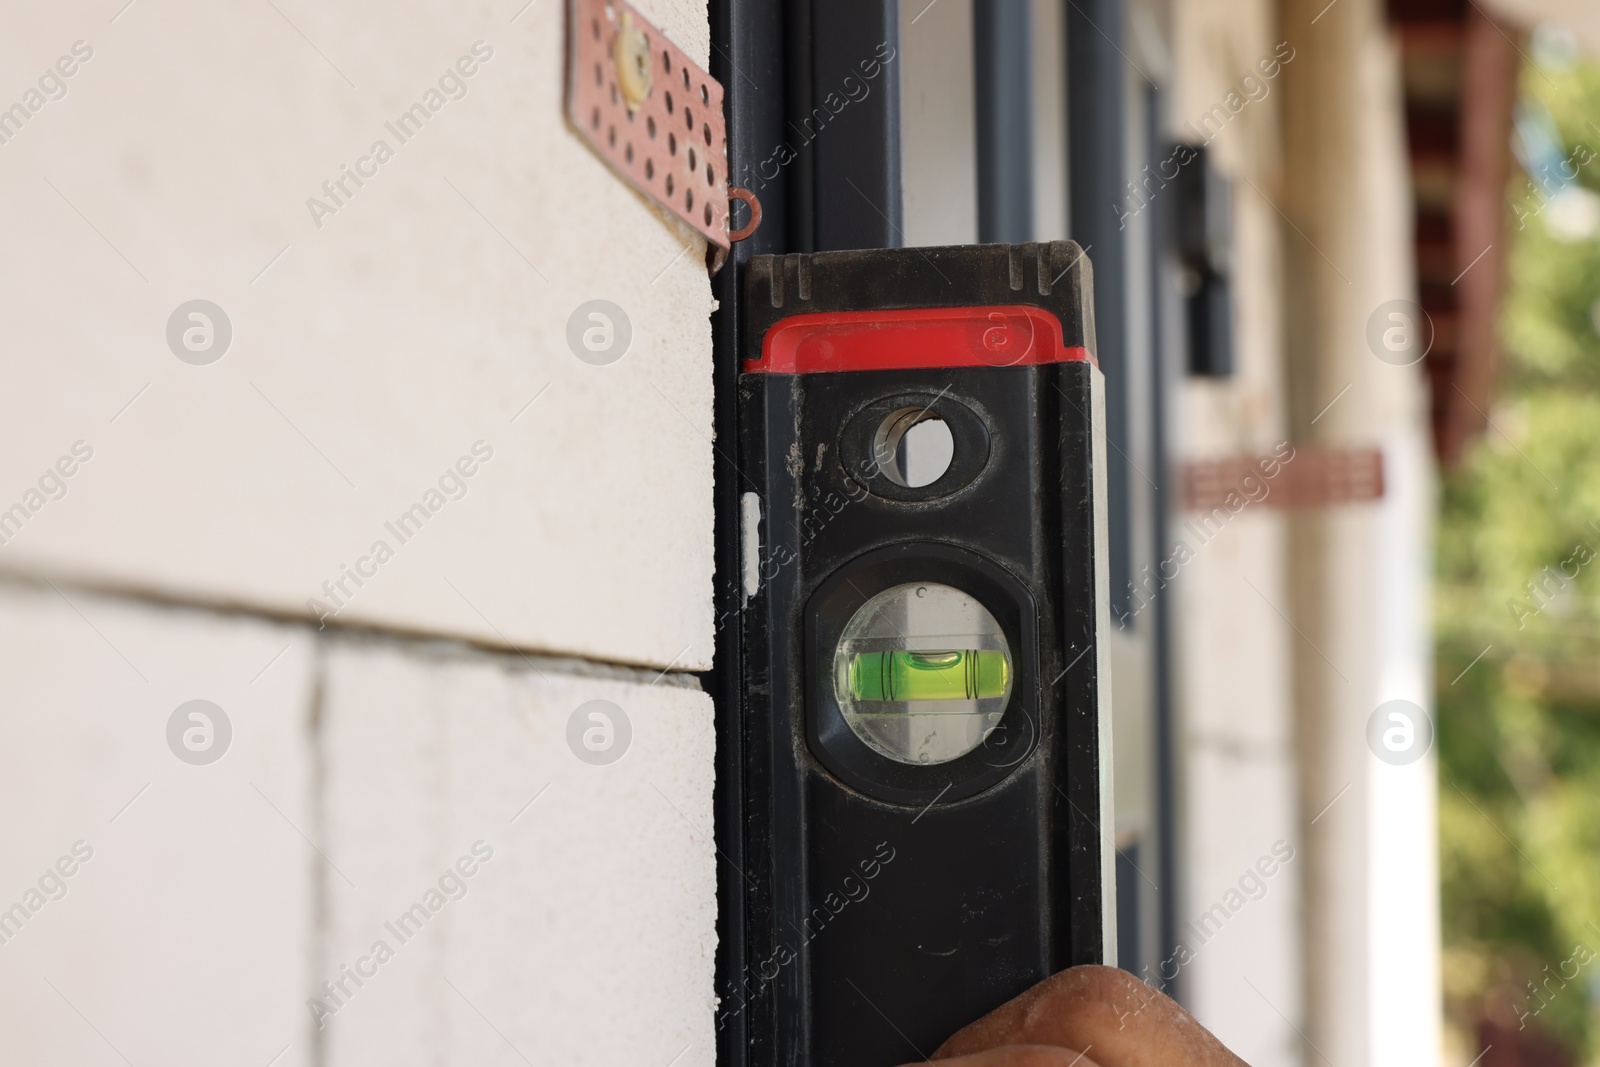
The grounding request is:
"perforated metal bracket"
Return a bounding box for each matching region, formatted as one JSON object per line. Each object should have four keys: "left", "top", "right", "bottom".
{"left": 565, "top": 0, "right": 731, "bottom": 249}
{"left": 1183, "top": 447, "right": 1385, "bottom": 509}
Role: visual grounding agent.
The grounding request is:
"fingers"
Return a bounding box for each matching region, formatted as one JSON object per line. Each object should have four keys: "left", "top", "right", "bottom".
{"left": 933, "top": 966, "right": 1249, "bottom": 1067}
{"left": 908, "top": 1046, "right": 1101, "bottom": 1067}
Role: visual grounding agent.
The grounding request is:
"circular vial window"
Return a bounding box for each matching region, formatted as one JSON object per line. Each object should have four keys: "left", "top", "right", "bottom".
{"left": 833, "top": 582, "right": 1014, "bottom": 765}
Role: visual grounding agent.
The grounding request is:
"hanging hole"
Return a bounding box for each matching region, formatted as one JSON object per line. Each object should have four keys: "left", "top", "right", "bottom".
{"left": 704, "top": 203, "right": 713, "bottom": 225}
{"left": 647, "top": 116, "right": 656, "bottom": 139}
{"left": 607, "top": 125, "right": 616, "bottom": 147}
{"left": 873, "top": 408, "right": 955, "bottom": 488}
{"left": 682, "top": 67, "right": 690, "bottom": 88}
{"left": 688, "top": 147, "right": 697, "bottom": 171}
{"left": 664, "top": 91, "right": 674, "bottom": 113}
{"left": 666, "top": 174, "right": 675, "bottom": 196}
{"left": 662, "top": 50, "right": 671, "bottom": 72}
{"left": 685, "top": 107, "right": 694, "bottom": 129}
{"left": 704, "top": 122, "right": 712, "bottom": 146}
{"left": 625, "top": 142, "right": 633, "bottom": 164}
{"left": 705, "top": 163, "right": 714, "bottom": 185}
{"left": 645, "top": 158, "right": 654, "bottom": 180}
{"left": 700, "top": 84, "right": 709, "bottom": 105}
{"left": 686, "top": 188, "right": 694, "bottom": 210}
{"left": 668, "top": 131, "right": 677, "bottom": 155}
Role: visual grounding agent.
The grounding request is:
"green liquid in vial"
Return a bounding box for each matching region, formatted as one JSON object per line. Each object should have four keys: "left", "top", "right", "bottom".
{"left": 848, "top": 649, "right": 1009, "bottom": 702}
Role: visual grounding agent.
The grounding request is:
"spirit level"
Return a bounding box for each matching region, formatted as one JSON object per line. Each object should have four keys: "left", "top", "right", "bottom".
{"left": 734, "top": 241, "right": 1115, "bottom": 1066}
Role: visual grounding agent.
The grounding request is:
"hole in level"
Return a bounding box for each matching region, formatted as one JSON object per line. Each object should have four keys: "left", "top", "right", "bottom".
{"left": 664, "top": 91, "right": 674, "bottom": 113}
{"left": 685, "top": 188, "right": 694, "bottom": 210}
{"left": 704, "top": 203, "right": 713, "bottom": 225}
{"left": 873, "top": 408, "right": 955, "bottom": 488}
{"left": 647, "top": 116, "right": 656, "bottom": 138}
{"left": 625, "top": 142, "right": 633, "bottom": 164}
{"left": 645, "top": 158, "right": 654, "bottom": 180}
{"left": 703, "top": 122, "right": 712, "bottom": 146}
{"left": 662, "top": 50, "right": 671, "bottom": 72}
{"left": 668, "top": 131, "right": 677, "bottom": 155}
{"left": 665, "top": 174, "right": 675, "bottom": 196}
{"left": 682, "top": 67, "right": 690, "bottom": 88}
{"left": 688, "top": 147, "right": 697, "bottom": 171}
{"left": 685, "top": 107, "right": 694, "bottom": 129}
{"left": 705, "top": 163, "right": 714, "bottom": 185}
{"left": 700, "top": 83, "right": 709, "bottom": 105}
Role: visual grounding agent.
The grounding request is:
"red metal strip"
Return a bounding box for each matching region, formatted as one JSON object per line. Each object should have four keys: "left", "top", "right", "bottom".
{"left": 1182, "top": 447, "right": 1384, "bottom": 511}
{"left": 745, "top": 306, "right": 1093, "bottom": 375}
{"left": 566, "top": 0, "right": 731, "bottom": 248}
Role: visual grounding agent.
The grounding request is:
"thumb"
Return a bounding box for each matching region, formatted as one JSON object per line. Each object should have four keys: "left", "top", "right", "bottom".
{"left": 933, "top": 966, "right": 1249, "bottom": 1067}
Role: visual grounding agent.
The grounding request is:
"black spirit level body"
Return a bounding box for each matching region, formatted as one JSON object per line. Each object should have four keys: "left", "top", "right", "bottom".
{"left": 735, "top": 241, "right": 1115, "bottom": 1066}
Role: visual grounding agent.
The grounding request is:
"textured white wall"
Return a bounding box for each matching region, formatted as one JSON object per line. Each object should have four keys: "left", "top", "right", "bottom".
{"left": 0, "top": 581, "right": 716, "bottom": 1066}
{"left": 0, "top": 582, "right": 314, "bottom": 1065}
{"left": 1169, "top": 0, "right": 1305, "bottom": 1061}
{"left": 0, "top": 0, "right": 713, "bottom": 671}
{"left": 0, "top": 0, "right": 718, "bottom": 1063}
{"left": 318, "top": 643, "right": 715, "bottom": 1066}
{"left": 1175, "top": 512, "right": 1303, "bottom": 1067}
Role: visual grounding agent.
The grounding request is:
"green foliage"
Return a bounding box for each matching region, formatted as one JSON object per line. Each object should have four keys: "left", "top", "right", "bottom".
{"left": 1438, "top": 50, "right": 1600, "bottom": 1059}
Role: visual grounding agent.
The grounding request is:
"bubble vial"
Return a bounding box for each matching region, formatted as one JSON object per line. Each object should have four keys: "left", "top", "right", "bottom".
{"left": 847, "top": 648, "right": 1009, "bottom": 702}
{"left": 832, "top": 582, "right": 1014, "bottom": 766}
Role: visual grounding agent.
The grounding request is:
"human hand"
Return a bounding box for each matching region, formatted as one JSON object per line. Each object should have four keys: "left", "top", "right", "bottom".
{"left": 914, "top": 965, "right": 1250, "bottom": 1067}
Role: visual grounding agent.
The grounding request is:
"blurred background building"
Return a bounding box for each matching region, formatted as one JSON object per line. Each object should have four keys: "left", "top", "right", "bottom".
{"left": 0, "top": 0, "right": 1596, "bottom": 1064}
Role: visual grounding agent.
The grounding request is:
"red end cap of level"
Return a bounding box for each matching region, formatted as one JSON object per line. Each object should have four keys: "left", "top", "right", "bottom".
{"left": 745, "top": 305, "right": 1095, "bottom": 374}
